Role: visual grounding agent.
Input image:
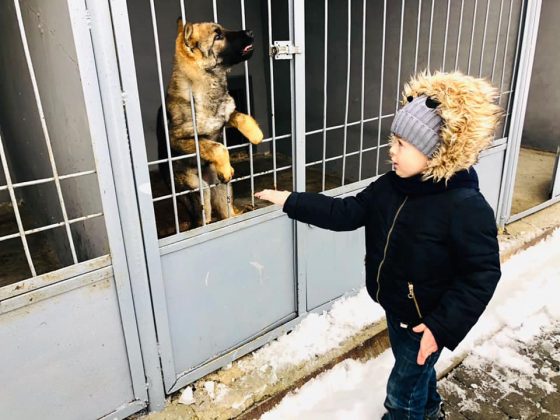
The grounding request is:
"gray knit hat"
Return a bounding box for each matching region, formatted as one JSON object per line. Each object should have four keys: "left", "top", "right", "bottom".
{"left": 391, "top": 95, "right": 442, "bottom": 157}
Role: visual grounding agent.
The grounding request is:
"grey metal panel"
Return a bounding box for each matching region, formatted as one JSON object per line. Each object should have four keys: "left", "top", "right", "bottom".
{"left": 305, "top": 224, "right": 365, "bottom": 311}
{"left": 303, "top": 187, "right": 366, "bottom": 310}
{"left": 0, "top": 270, "right": 135, "bottom": 420}
{"left": 161, "top": 216, "right": 296, "bottom": 376}
{"left": 476, "top": 145, "right": 507, "bottom": 214}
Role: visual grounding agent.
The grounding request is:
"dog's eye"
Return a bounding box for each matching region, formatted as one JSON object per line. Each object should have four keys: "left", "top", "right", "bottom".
{"left": 215, "top": 32, "right": 224, "bottom": 40}
{"left": 406, "top": 95, "right": 414, "bottom": 103}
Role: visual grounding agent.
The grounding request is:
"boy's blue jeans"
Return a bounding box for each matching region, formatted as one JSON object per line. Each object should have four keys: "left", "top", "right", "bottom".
{"left": 382, "top": 312, "right": 443, "bottom": 420}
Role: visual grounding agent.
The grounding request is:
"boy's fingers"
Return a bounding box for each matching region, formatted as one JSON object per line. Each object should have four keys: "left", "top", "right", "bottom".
{"left": 412, "top": 324, "right": 425, "bottom": 333}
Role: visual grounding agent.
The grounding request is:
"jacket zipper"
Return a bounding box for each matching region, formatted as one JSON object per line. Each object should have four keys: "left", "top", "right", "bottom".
{"left": 408, "top": 282, "right": 423, "bottom": 318}
{"left": 375, "top": 196, "right": 408, "bottom": 302}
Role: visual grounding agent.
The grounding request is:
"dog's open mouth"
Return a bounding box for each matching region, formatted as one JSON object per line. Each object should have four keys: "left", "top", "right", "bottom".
{"left": 242, "top": 44, "right": 254, "bottom": 55}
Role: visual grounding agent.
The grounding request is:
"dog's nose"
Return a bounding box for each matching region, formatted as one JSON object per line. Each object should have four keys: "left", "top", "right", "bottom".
{"left": 245, "top": 30, "right": 254, "bottom": 39}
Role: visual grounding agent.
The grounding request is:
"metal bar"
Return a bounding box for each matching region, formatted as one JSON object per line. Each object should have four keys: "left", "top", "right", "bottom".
{"left": 491, "top": 0, "right": 505, "bottom": 82}
{"left": 467, "top": 0, "right": 479, "bottom": 74}
{"left": 478, "top": 0, "right": 491, "bottom": 77}
{"left": 306, "top": 114, "right": 393, "bottom": 137}
{"left": 395, "top": 0, "right": 405, "bottom": 112}
{"left": 508, "top": 195, "right": 560, "bottom": 224}
{"left": 240, "top": 0, "right": 255, "bottom": 207}
{"left": 358, "top": 0, "right": 367, "bottom": 181}
{"left": 306, "top": 143, "right": 390, "bottom": 168}
{"left": 376, "top": 0, "right": 387, "bottom": 177}
{"left": 146, "top": 134, "right": 293, "bottom": 166}
{"left": 0, "top": 133, "right": 36, "bottom": 275}
{"left": 455, "top": 0, "right": 465, "bottom": 70}
{"left": 189, "top": 88, "right": 207, "bottom": 226}
{"left": 498, "top": 0, "right": 515, "bottom": 94}
{"left": 14, "top": 0, "right": 78, "bottom": 264}
{"left": 152, "top": 165, "right": 294, "bottom": 202}
{"left": 442, "top": 0, "right": 451, "bottom": 70}
{"left": 0, "top": 213, "right": 104, "bottom": 242}
{"left": 267, "top": 0, "right": 278, "bottom": 189}
{"left": 149, "top": 0, "right": 179, "bottom": 234}
{"left": 100, "top": 0, "right": 171, "bottom": 403}
{"left": 0, "top": 254, "right": 111, "bottom": 301}
{"left": 292, "top": 0, "right": 307, "bottom": 316}
{"left": 502, "top": 0, "right": 526, "bottom": 138}
{"left": 321, "top": 0, "right": 329, "bottom": 191}
{"left": 415, "top": 0, "right": 422, "bottom": 73}
{"left": 0, "top": 169, "right": 97, "bottom": 192}
{"left": 210, "top": 0, "right": 232, "bottom": 217}
{"left": 180, "top": 0, "right": 186, "bottom": 24}
{"left": 496, "top": 0, "right": 539, "bottom": 226}
{"left": 341, "top": 0, "right": 351, "bottom": 186}
{"left": 427, "top": 0, "right": 435, "bottom": 69}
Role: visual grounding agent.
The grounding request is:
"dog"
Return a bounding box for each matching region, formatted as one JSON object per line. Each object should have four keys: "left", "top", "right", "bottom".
{"left": 157, "top": 19, "right": 263, "bottom": 229}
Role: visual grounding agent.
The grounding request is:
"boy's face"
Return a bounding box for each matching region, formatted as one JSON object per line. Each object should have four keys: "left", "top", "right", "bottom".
{"left": 389, "top": 135, "right": 429, "bottom": 178}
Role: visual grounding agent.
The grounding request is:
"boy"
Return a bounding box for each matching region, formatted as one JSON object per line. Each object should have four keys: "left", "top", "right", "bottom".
{"left": 255, "top": 71, "right": 502, "bottom": 419}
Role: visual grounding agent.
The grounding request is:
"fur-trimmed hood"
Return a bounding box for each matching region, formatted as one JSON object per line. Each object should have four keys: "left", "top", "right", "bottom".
{"left": 397, "top": 71, "right": 503, "bottom": 181}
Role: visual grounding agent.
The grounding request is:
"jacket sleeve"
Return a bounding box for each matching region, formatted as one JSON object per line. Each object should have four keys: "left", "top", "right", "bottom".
{"left": 282, "top": 182, "right": 375, "bottom": 231}
{"left": 423, "top": 194, "right": 501, "bottom": 351}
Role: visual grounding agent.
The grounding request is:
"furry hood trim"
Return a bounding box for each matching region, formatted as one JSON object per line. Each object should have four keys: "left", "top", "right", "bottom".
{"left": 398, "top": 71, "right": 503, "bottom": 181}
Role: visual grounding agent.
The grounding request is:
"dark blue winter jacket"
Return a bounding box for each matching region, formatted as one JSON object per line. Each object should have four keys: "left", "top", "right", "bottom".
{"left": 283, "top": 169, "right": 501, "bottom": 350}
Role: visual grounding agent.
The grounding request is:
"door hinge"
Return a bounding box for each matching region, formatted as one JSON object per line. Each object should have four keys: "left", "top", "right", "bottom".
{"left": 269, "top": 41, "right": 302, "bottom": 60}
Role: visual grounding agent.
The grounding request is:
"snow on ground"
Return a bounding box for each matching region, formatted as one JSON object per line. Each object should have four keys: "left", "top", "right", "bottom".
{"left": 259, "top": 228, "right": 560, "bottom": 419}
{"left": 238, "top": 287, "right": 385, "bottom": 374}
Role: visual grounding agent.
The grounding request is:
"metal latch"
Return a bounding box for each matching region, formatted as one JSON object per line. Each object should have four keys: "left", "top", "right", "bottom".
{"left": 269, "top": 41, "right": 302, "bottom": 60}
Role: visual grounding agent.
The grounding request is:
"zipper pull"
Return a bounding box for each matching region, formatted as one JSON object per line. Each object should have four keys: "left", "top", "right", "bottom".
{"left": 407, "top": 282, "right": 414, "bottom": 299}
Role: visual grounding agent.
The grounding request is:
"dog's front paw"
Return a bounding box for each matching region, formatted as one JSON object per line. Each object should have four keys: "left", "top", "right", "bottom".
{"left": 216, "top": 163, "right": 234, "bottom": 183}
{"left": 246, "top": 126, "right": 264, "bottom": 145}
{"left": 212, "top": 145, "right": 234, "bottom": 183}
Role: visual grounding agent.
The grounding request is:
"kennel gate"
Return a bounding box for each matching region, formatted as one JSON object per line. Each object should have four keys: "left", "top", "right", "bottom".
{"left": 93, "top": 0, "right": 532, "bottom": 403}
{"left": 0, "top": 0, "right": 163, "bottom": 418}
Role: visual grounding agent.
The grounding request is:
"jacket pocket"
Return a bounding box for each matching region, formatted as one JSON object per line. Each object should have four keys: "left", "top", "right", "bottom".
{"left": 407, "top": 282, "right": 423, "bottom": 319}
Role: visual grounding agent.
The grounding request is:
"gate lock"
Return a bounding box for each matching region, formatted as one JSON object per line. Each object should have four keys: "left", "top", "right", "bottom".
{"left": 269, "top": 41, "right": 302, "bottom": 60}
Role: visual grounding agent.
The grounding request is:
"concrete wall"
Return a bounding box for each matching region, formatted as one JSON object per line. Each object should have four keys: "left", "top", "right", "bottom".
{"left": 0, "top": 0, "right": 108, "bottom": 273}
{"left": 522, "top": 0, "right": 560, "bottom": 153}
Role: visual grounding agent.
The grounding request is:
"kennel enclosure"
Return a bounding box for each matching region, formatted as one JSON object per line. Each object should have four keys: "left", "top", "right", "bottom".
{"left": 0, "top": 0, "right": 555, "bottom": 418}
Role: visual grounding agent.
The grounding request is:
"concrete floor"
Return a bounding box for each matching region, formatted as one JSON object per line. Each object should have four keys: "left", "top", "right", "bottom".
{"left": 511, "top": 147, "right": 558, "bottom": 215}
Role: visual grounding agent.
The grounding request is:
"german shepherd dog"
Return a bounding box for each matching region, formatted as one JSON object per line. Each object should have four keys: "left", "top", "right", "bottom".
{"left": 157, "top": 19, "right": 263, "bottom": 229}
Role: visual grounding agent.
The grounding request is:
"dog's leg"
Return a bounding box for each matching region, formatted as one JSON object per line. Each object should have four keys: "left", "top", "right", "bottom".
{"left": 228, "top": 110, "right": 263, "bottom": 145}
{"left": 211, "top": 182, "right": 236, "bottom": 220}
{"left": 175, "top": 168, "right": 212, "bottom": 227}
{"left": 171, "top": 138, "right": 235, "bottom": 183}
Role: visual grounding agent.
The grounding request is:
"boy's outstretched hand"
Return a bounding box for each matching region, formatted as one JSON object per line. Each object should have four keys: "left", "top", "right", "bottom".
{"left": 412, "top": 323, "right": 439, "bottom": 365}
{"left": 255, "top": 189, "right": 291, "bottom": 207}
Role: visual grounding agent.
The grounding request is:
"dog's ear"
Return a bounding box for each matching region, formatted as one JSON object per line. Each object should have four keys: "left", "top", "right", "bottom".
{"left": 183, "top": 21, "right": 195, "bottom": 49}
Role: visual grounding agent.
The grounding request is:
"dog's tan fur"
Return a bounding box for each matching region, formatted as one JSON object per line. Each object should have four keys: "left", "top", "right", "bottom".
{"left": 162, "top": 19, "right": 263, "bottom": 227}
{"left": 396, "top": 71, "right": 503, "bottom": 181}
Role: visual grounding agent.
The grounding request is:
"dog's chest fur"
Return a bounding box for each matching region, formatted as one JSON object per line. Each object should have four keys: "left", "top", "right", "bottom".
{"left": 169, "top": 73, "right": 235, "bottom": 139}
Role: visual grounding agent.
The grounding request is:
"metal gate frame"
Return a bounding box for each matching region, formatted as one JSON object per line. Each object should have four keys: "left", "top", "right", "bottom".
{"left": 496, "top": 0, "right": 560, "bottom": 225}
{"left": 91, "top": 0, "right": 310, "bottom": 399}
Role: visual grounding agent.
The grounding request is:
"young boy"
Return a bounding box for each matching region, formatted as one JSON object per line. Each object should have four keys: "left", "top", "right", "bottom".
{"left": 255, "top": 71, "right": 502, "bottom": 419}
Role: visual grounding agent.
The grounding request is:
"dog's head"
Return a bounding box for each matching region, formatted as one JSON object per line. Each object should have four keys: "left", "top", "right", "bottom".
{"left": 176, "top": 19, "right": 254, "bottom": 70}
